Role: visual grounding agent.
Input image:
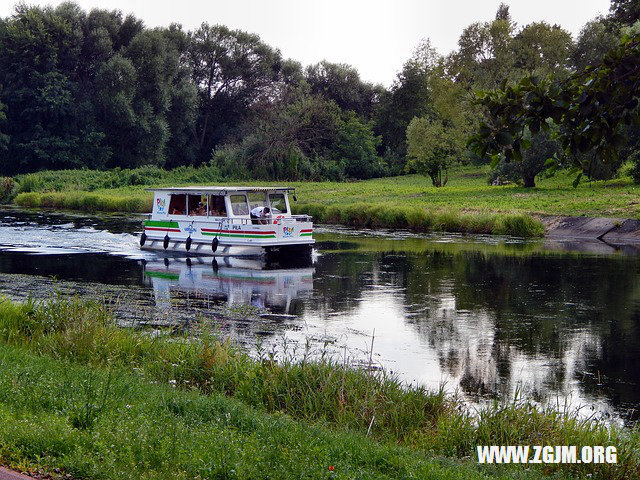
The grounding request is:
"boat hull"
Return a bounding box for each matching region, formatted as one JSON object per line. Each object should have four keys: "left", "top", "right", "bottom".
{"left": 140, "top": 215, "right": 314, "bottom": 258}
{"left": 140, "top": 236, "right": 314, "bottom": 257}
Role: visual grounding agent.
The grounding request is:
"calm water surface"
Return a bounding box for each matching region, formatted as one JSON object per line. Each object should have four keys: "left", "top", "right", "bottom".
{"left": 1, "top": 207, "right": 639, "bottom": 423}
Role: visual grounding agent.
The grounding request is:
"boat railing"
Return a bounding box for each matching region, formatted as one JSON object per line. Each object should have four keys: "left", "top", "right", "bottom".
{"left": 289, "top": 215, "right": 313, "bottom": 222}
{"left": 145, "top": 215, "right": 312, "bottom": 225}
{"left": 215, "top": 216, "right": 312, "bottom": 225}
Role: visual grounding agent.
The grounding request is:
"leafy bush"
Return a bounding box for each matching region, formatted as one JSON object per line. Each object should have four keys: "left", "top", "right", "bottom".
{"left": 0, "top": 176, "right": 16, "bottom": 203}
{"left": 489, "top": 131, "right": 561, "bottom": 187}
{"left": 14, "top": 165, "right": 223, "bottom": 194}
{"left": 574, "top": 149, "right": 625, "bottom": 181}
{"left": 211, "top": 146, "right": 250, "bottom": 180}
{"left": 630, "top": 151, "right": 640, "bottom": 184}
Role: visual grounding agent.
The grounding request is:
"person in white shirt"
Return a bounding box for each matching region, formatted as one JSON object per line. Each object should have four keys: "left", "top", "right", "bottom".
{"left": 250, "top": 206, "right": 271, "bottom": 224}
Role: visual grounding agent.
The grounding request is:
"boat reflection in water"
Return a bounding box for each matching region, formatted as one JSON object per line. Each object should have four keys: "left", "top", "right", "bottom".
{"left": 142, "top": 255, "right": 314, "bottom": 315}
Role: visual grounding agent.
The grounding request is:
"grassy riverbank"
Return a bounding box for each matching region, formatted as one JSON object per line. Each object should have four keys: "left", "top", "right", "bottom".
{"left": 0, "top": 296, "right": 637, "bottom": 479}
{"left": 9, "top": 166, "right": 640, "bottom": 237}
{"left": 1, "top": 346, "right": 499, "bottom": 480}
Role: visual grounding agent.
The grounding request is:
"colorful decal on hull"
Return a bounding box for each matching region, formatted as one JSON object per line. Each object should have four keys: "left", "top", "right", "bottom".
{"left": 144, "top": 220, "right": 181, "bottom": 232}
{"left": 201, "top": 228, "right": 276, "bottom": 239}
{"left": 155, "top": 198, "right": 166, "bottom": 214}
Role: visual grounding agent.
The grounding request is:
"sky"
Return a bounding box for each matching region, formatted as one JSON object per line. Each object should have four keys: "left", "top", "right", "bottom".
{"left": 0, "top": 0, "right": 612, "bottom": 86}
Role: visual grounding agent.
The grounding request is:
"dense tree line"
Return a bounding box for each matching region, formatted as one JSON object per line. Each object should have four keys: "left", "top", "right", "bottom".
{"left": 0, "top": 3, "right": 385, "bottom": 179}
{"left": 0, "top": 1, "right": 637, "bottom": 184}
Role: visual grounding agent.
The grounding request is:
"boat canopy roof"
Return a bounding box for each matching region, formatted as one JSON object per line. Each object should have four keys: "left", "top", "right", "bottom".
{"left": 146, "top": 186, "right": 294, "bottom": 194}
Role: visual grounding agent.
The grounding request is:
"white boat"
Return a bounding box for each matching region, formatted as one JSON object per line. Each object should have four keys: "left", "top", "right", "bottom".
{"left": 140, "top": 186, "right": 314, "bottom": 257}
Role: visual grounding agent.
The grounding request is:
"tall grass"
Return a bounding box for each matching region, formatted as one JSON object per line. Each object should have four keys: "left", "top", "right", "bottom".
{"left": 295, "top": 203, "right": 545, "bottom": 237}
{"left": 0, "top": 346, "right": 509, "bottom": 480}
{"left": 0, "top": 296, "right": 637, "bottom": 479}
{"left": 15, "top": 191, "right": 152, "bottom": 213}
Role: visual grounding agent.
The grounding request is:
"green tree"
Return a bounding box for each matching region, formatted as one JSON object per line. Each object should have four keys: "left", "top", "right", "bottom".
{"left": 164, "top": 72, "right": 198, "bottom": 168}
{"left": 0, "top": 4, "right": 109, "bottom": 172}
{"left": 512, "top": 22, "right": 573, "bottom": 79}
{"left": 0, "top": 88, "right": 9, "bottom": 152}
{"left": 305, "top": 61, "right": 381, "bottom": 119}
{"left": 187, "top": 23, "right": 282, "bottom": 162}
{"left": 429, "top": 70, "right": 475, "bottom": 148}
{"left": 571, "top": 18, "right": 619, "bottom": 71}
{"left": 448, "top": 9, "right": 516, "bottom": 89}
{"left": 609, "top": 0, "right": 640, "bottom": 26}
{"left": 468, "top": 31, "right": 640, "bottom": 180}
{"left": 334, "top": 112, "right": 385, "bottom": 179}
{"left": 217, "top": 94, "right": 342, "bottom": 180}
{"left": 118, "top": 29, "right": 180, "bottom": 167}
{"left": 406, "top": 117, "right": 464, "bottom": 187}
{"left": 94, "top": 54, "right": 138, "bottom": 167}
{"left": 490, "top": 130, "right": 561, "bottom": 187}
{"left": 374, "top": 43, "right": 435, "bottom": 170}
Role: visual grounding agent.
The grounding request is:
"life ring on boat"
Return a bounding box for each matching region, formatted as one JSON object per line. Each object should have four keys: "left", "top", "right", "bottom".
{"left": 140, "top": 232, "right": 147, "bottom": 246}
{"left": 211, "top": 237, "right": 219, "bottom": 253}
{"left": 185, "top": 236, "right": 192, "bottom": 251}
{"left": 163, "top": 234, "right": 170, "bottom": 250}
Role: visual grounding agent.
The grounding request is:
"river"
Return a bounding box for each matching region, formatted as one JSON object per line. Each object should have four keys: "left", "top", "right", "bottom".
{"left": 1, "top": 207, "right": 639, "bottom": 424}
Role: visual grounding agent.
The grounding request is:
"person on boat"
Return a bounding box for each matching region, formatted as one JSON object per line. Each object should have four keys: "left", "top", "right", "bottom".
{"left": 209, "top": 196, "right": 226, "bottom": 217}
{"left": 190, "top": 202, "right": 206, "bottom": 216}
{"left": 250, "top": 206, "right": 271, "bottom": 224}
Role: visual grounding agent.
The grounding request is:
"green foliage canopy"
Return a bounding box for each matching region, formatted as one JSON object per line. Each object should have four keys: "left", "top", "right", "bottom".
{"left": 468, "top": 32, "right": 640, "bottom": 177}
{"left": 406, "top": 117, "right": 463, "bottom": 187}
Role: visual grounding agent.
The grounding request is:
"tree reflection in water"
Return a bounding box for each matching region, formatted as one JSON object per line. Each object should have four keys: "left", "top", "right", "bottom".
{"left": 295, "top": 237, "right": 640, "bottom": 424}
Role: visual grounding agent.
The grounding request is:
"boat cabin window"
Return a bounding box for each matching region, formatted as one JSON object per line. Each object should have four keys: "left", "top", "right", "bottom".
{"left": 188, "top": 194, "right": 207, "bottom": 216}
{"left": 230, "top": 194, "right": 249, "bottom": 215}
{"left": 268, "top": 193, "right": 288, "bottom": 214}
{"left": 248, "top": 192, "right": 267, "bottom": 210}
{"left": 208, "top": 195, "right": 227, "bottom": 217}
{"left": 168, "top": 194, "right": 186, "bottom": 215}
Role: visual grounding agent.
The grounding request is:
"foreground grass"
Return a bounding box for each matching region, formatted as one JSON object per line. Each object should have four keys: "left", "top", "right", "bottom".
{"left": 0, "top": 345, "right": 513, "bottom": 480}
{"left": 0, "top": 296, "right": 638, "bottom": 479}
{"left": 13, "top": 165, "right": 640, "bottom": 237}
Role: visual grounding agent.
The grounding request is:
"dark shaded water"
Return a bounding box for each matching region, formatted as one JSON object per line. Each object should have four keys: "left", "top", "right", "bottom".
{"left": 1, "top": 207, "right": 640, "bottom": 423}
